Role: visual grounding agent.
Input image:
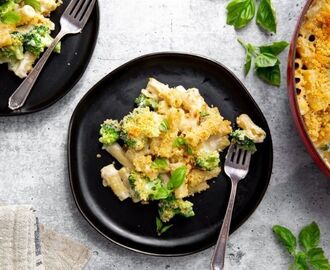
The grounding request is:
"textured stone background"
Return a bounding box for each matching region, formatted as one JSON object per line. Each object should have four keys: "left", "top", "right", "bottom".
{"left": 0, "top": 0, "right": 329, "bottom": 269}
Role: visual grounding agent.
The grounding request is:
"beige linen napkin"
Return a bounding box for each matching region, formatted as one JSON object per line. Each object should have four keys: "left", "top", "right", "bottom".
{"left": 0, "top": 205, "right": 91, "bottom": 270}
{"left": 0, "top": 205, "right": 37, "bottom": 270}
{"left": 40, "top": 225, "right": 91, "bottom": 270}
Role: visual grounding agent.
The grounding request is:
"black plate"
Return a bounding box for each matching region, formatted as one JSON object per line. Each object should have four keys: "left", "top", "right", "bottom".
{"left": 68, "top": 53, "right": 273, "bottom": 256}
{"left": 0, "top": 0, "right": 99, "bottom": 116}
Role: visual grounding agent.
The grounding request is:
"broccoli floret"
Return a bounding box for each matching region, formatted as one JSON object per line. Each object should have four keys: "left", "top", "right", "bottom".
{"left": 147, "top": 178, "right": 170, "bottom": 201}
{"left": 54, "top": 41, "right": 61, "bottom": 54}
{"left": 99, "top": 120, "right": 120, "bottom": 146}
{"left": 0, "top": 33, "right": 24, "bottom": 60}
{"left": 128, "top": 171, "right": 169, "bottom": 201}
{"left": 120, "top": 131, "right": 147, "bottom": 150}
{"left": 196, "top": 151, "right": 220, "bottom": 171}
{"left": 231, "top": 129, "right": 257, "bottom": 153}
{"left": 0, "top": 0, "right": 15, "bottom": 15}
{"left": 158, "top": 198, "right": 195, "bottom": 223}
{"left": 23, "top": 26, "right": 52, "bottom": 57}
{"left": 121, "top": 107, "right": 161, "bottom": 150}
{"left": 135, "top": 94, "right": 158, "bottom": 110}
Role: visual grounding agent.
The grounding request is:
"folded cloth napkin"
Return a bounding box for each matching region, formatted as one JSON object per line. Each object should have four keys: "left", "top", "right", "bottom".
{"left": 0, "top": 205, "right": 37, "bottom": 270}
{"left": 0, "top": 205, "right": 91, "bottom": 270}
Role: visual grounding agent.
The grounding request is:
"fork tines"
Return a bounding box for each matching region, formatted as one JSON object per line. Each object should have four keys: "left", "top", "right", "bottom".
{"left": 225, "top": 144, "right": 251, "bottom": 168}
{"left": 65, "top": 0, "right": 96, "bottom": 22}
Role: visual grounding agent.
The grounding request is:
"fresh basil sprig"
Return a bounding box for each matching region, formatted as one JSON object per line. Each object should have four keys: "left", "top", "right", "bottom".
{"left": 256, "top": 0, "right": 277, "bottom": 33}
{"left": 226, "top": 0, "right": 256, "bottom": 29}
{"left": 259, "top": 41, "right": 290, "bottom": 55}
{"left": 273, "top": 222, "right": 330, "bottom": 270}
{"left": 156, "top": 217, "right": 173, "bottom": 236}
{"left": 226, "top": 0, "right": 277, "bottom": 33}
{"left": 238, "top": 38, "right": 288, "bottom": 86}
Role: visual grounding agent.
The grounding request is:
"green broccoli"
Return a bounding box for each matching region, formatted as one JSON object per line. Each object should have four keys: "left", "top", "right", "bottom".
{"left": 54, "top": 41, "right": 61, "bottom": 54}
{"left": 231, "top": 129, "right": 257, "bottom": 153}
{"left": 158, "top": 197, "right": 195, "bottom": 222}
{"left": 23, "top": 26, "right": 53, "bottom": 57}
{"left": 120, "top": 131, "right": 147, "bottom": 150}
{"left": 0, "top": 0, "right": 20, "bottom": 24}
{"left": 128, "top": 171, "right": 169, "bottom": 201}
{"left": 134, "top": 94, "right": 158, "bottom": 110}
{"left": 147, "top": 178, "right": 171, "bottom": 201}
{"left": 196, "top": 151, "right": 220, "bottom": 171}
{"left": 0, "top": 33, "right": 24, "bottom": 61}
{"left": 99, "top": 120, "right": 120, "bottom": 146}
{"left": 0, "top": 0, "right": 15, "bottom": 15}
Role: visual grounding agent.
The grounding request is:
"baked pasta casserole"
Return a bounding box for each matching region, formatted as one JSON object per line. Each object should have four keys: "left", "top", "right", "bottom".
{"left": 295, "top": 0, "right": 330, "bottom": 168}
{"left": 98, "top": 78, "right": 266, "bottom": 231}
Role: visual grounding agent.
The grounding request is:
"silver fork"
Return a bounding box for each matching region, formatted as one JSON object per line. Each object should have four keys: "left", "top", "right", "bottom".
{"left": 8, "top": 0, "right": 97, "bottom": 111}
{"left": 211, "top": 144, "right": 252, "bottom": 270}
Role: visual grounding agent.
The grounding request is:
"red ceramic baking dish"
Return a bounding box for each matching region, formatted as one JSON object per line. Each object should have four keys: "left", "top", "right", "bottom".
{"left": 287, "top": 0, "right": 330, "bottom": 178}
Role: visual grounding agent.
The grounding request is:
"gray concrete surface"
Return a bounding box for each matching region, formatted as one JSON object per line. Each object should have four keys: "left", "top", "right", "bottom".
{"left": 1, "top": 0, "right": 329, "bottom": 269}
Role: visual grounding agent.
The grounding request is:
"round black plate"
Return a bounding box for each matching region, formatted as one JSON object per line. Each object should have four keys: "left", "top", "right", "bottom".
{"left": 0, "top": 0, "right": 99, "bottom": 116}
{"left": 68, "top": 53, "right": 273, "bottom": 256}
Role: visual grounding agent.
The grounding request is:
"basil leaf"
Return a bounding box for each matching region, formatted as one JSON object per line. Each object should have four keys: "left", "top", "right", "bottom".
{"left": 299, "top": 222, "right": 320, "bottom": 252}
{"left": 1, "top": 10, "right": 20, "bottom": 24}
{"left": 256, "top": 0, "right": 277, "bottom": 33}
{"left": 273, "top": 225, "right": 297, "bottom": 255}
{"left": 255, "top": 53, "right": 278, "bottom": 68}
{"left": 259, "top": 41, "right": 289, "bottom": 55}
{"left": 156, "top": 217, "right": 173, "bottom": 235}
{"left": 167, "top": 166, "right": 187, "bottom": 190}
{"left": 226, "top": 0, "right": 256, "bottom": 29}
{"left": 238, "top": 39, "right": 256, "bottom": 75}
{"left": 156, "top": 217, "right": 163, "bottom": 232}
{"left": 152, "top": 158, "right": 168, "bottom": 170}
{"left": 256, "top": 63, "right": 281, "bottom": 86}
{"left": 307, "top": 248, "right": 330, "bottom": 270}
{"left": 25, "top": 0, "right": 41, "bottom": 11}
{"left": 244, "top": 51, "right": 252, "bottom": 76}
{"left": 160, "top": 224, "right": 173, "bottom": 235}
{"left": 294, "top": 252, "right": 309, "bottom": 270}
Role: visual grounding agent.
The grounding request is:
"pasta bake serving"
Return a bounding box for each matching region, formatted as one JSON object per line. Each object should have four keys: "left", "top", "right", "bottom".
{"left": 99, "top": 78, "right": 266, "bottom": 234}
{"left": 295, "top": 0, "right": 330, "bottom": 167}
{"left": 0, "top": 0, "right": 62, "bottom": 78}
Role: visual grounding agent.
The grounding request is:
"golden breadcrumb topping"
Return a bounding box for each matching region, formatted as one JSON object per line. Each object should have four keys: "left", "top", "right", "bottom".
{"left": 295, "top": 0, "right": 330, "bottom": 167}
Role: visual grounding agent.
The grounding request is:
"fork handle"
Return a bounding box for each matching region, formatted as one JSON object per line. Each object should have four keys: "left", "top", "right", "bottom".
{"left": 211, "top": 179, "right": 238, "bottom": 270}
{"left": 8, "top": 30, "right": 67, "bottom": 110}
